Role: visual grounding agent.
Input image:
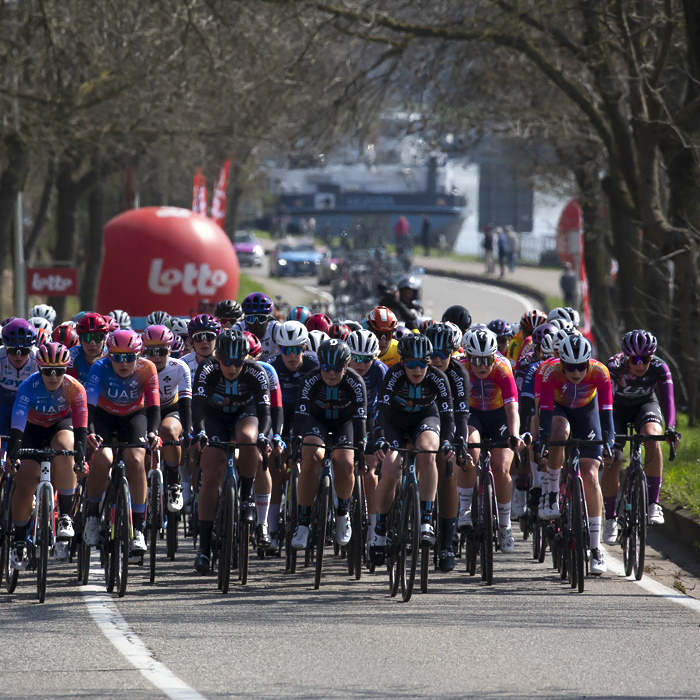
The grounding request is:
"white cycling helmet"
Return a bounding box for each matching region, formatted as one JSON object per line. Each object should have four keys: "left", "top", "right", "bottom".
{"left": 548, "top": 318, "right": 575, "bottom": 334}
{"left": 28, "top": 316, "right": 53, "bottom": 333}
{"left": 551, "top": 328, "right": 576, "bottom": 353}
{"left": 30, "top": 303, "right": 57, "bottom": 325}
{"left": 109, "top": 309, "right": 131, "bottom": 329}
{"left": 559, "top": 334, "right": 591, "bottom": 364}
{"left": 444, "top": 322, "right": 462, "bottom": 348}
{"left": 167, "top": 317, "right": 189, "bottom": 337}
{"left": 540, "top": 334, "right": 556, "bottom": 356}
{"left": 547, "top": 307, "right": 573, "bottom": 324}
{"left": 463, "top": 328, "right": 498, "bottom": 357}
{"left": 275, "top": 320, "right": 309, "bottom": 347}
{"left": 146, "top": 310, "right": 170, "bottom": 326}
{"left": 564, "top": 307, "right": 581, "bottom": 327}
{"left": 347, "top": 329, "right": 380, "bottom": 357}
{"left": 307, "top": 330, "right": 329, "bottom": 353}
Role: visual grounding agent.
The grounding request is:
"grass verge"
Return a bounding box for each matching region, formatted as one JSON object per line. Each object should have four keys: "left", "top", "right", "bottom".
{"left": 237, "top": 271, "right": 268, "bottom": 301}
{"left": 659, "top": 412, "right": 700, "bottom": 518}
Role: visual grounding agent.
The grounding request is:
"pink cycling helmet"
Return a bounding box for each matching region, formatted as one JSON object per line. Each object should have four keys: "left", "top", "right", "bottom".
{"left": 107, "top": 329, "right": 143, "bottom": 354}
{"left": 142, "top": 324, "right": 174, "bottom": 346}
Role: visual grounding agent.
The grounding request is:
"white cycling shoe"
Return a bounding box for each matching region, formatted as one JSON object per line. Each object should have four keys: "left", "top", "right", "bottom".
{"left": 131, "top": 530, "right": 147, "bottom": 553}
{"left": 54, "top": 540, "right": 70, "bottom": 561}
{"left": 57, "top": 514, "right": 75, "bottom": 539}
{"left": 291, "top": 525, "right": 309, "bottom": 550}
{"left": 420, "top": 523, "right": 436, "bottom": 546}
{"left": 167, "top": 483, "right": 184, "bottom": 513}
{"left": 648, "top": 502, "right": 665, "bottom": 526}
{"left": 603, "top": 518, "right": 618, "bottom": 545}
{"left": 335, "top": 513, "right": 352, "bottom": 545}
{"left": 457, "top": 509, "right": 472, "bottom": 531}
{"left": 511, "top": 488, "right": 527, "bottom": 518}
{"left": 499, "top": 526, "right": 515, "bottom": 553}
{"left": 590, "top": 548, "right": 607, "bottom": 575}
{"left": 84, "top": 516, "right": 100, "bottom": 546}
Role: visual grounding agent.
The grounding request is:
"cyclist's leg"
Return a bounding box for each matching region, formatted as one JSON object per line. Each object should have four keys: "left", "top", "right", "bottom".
{"left": 457, "top": 422, "right": 480, "bottom": 529}
{"left": 235, "top": 414, "right": 259, "bottom": 514}
{"left": 413, "top": 420, "right": 439, "bottom": 542}
{"left": 600, "top": 407, "right": 627, "bottom": 542}
{"left": 363, "top": 454, "right": 378, "bottom": 541}
{"left": 636, "top": 402, "right": 664, "bottom": 520}
{"left": 330, "top": 423, "right": 355, "bottom": 544}
{"left": 542, "top": 410, "right": 569, "bottom": 518}
{"left": 123, "top": 411, "right": 148, "bottom": 541}
{"left": 292, "top": 420, "right": 326, "bottom": 547}
{"left": 253, "top": 427, "right": 273, "bottom": 546}
{"left": 160, "top": 413, "right": 183, "bottom": 510}
{"left": 50, "top": 424, "right": 78, "bottom": 553}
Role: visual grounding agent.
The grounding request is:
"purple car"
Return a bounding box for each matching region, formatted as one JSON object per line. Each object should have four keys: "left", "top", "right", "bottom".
{"left": 233, "top": 230, "right": 264, "bottom": 267}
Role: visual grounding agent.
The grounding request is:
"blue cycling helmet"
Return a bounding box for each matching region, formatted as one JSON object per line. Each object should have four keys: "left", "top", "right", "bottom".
{"left": 425, "top": 323, "right": 459, "bottom": 353}
{"left": 487, "top": 319, "right": 511, "bottom": 338}
{"left": 188, "top": 314, "right": 221, "bottom": 337}
{"left": 2, "top": 318, "right": 37, "bottom": 347}
{"left": 242, "top": 292, "right": 273, "bottom": 316}
{"left": 288, "top": 305, "right": 311, "bottom": 323}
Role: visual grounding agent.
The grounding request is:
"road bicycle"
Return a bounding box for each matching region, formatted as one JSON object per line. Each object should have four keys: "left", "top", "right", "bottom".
{"left": 347, "top": 456, "right": 368, "bottom": 581}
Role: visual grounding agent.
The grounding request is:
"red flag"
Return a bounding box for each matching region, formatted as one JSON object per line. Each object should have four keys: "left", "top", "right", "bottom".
{"left": 578, "top": 206, "right": 592, "bottom": 339}
{"left": 192, "top": 168, "right": 207, "bottom": 215}
{"left": 210, "top": 159, "right": 232, "bottom": 228}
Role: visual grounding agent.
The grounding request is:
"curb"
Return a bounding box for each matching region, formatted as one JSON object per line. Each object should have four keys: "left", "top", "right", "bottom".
{"left": 659, "top": 500, "right": 700, "bottom": 557}
{"left": 421, "top": 267, "right": 549, "bottom": 311}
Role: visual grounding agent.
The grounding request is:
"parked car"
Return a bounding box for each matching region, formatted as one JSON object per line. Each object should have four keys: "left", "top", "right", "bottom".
{"left": 269, "top": 239, "right": 323, "bottom": 278}
{"left": 317, "top": 248, "right": 341, "bottom": 285}
{"left": 234, "top": 230, "right": 264, "bottom": 267}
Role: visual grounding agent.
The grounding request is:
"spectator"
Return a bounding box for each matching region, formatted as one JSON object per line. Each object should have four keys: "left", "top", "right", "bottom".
{"left": 483, "top": 222, "right": 495, "bottom": 274}
{"left": 497, "top": 227, "right": 507, "bottom": 278}
{"left": 505, "top": 225, "right": 519, "bottom": 272}
{"left": 421, "top": 214, "right": 431, "bottom": 256}
{"left": 560, "top": 262, "right": 579, "bottom": 307}
{"left": 393, "top": 215, "right": 411, "bottom": 255}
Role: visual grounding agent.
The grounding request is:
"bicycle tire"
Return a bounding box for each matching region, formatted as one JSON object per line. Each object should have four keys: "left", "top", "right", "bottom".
{"left": 350, "top": 476, "right": 363, "bottom": 580}
{"left": 239, "top": 520, "right": 251, "bottom": 585}
{"left": 572, "top": 477, "right": 585, "bottom": 593}
{"left": 420, "top": 544, "right": 430, "bottom": 594}
{"left": 220, "top": 481, "right": 235, "bottom": 593}
{"left": 0, "top": 475, "right": 7, "bottom": 587}
{"left": 36, "top": 486, "right": 51, "bottom": 603}
{"left": 533, "top": 517, "right": 541, "bottom": 561}
{"left": 481, "top": 475, "right": 494, "bottom": 585}
{"left": 286, "top": 467, "right": 298, "bottom": 573}
{"left": 388, "top": 490, "right": 401, "bottom": 597}
{"left": 400, "top": 481, "right": 420, "bottom": 602}
{"left": 166, "top": 510, "right": 177, "bottom": 561}
{"left": 116, "top": 481, "right": 131, "bottom": 598}
{"left": 4, "top": 482, "right": 18, "bottom": 594}
{"left": 314, "top": 475, "right": 331, "bottom": 590}
{"left": 631, "top": 468, "right": 647, "bottom": 581}
{"left": 149, "top": 470, "right": 162, "bottom": 584}
{"left": 619, "top": 472, "right": 631, "bottom": 575}
{"left": 537, "top": 517, "right": 547, "bottom": 564}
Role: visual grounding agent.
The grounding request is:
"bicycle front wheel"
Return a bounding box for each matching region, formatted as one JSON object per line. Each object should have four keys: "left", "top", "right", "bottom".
{"left": 314, "top": 475, "right": 331, "bottom": 590}
{"left": 4, "top": 481, "right": 18, "bottom": 594}
{"left": 149, "top": 470, "right": 162, "bottom": 584}
{"left": 239, "top": 520, "right": 251, "bottom": 586}
{"left": 481, "top": 475, "right": 494, "bottom": 585}
{"left": 350, "top": 475, "right": 363, "bottom": 581}
{"left": 285, "top": 466, "right": 298, "bottom": 573}
{"left": 114, "top": 481, "right": 131, "bottom": 598}
{"left": 0, "top": 475, "right": 8, "bottom": 588}
{"left": 219, "top": 481, "right": 235, "bottom": 594}
{"left": 631, "top": 468, "right": 648, "bottom": 581}
{"left": 571, "top": 477, "right": 585, "bottom": 593}
{"left": 400, "top": 481, "right": 420, "bottom": 602}
{"left": 387, "top": 488, "right": 401, "bottom": 597}
{"left": 36, "top": 486, "right": 52, "bottom": 603}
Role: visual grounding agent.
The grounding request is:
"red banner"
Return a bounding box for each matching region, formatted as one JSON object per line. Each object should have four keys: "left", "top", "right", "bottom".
{"left": 578, "top": 206, "right": 592, "bottom": 338}
{"left": 192, "top": 168, "right": 208, "bottom": 215}
{"left": 27, "top": 268, "right": 78, "bottom": 296}
{"left": 210, "top": 159, "right": 231, "bottom": 228}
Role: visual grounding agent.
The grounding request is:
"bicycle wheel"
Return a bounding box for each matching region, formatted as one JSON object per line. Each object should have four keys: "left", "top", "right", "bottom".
{"left": 0, "top": 475, "right": 7, "bottom": 587}
{"left": 36, "top": 487, "right": 51, "bottom": 603}
{"left": 239, "top": 520, "right": 251, "bottom": 585}
{"left": 481, "top": 474, "right": 494, "bottom": 585}
{"left": 571, "top": 477, "right": 585, "bottom": 593}
{"left": 285, "top": 466, "right": 298, "bottom": 573}
{"left": 350, "top": 476, "right": 363, "bottom": 581}
{"left": 400, "top": 481, "right": 420, "bottom": 602}
{"left": 166, "top": 510, "right": 178, "bottom": 561}
{"left": 388, "top": 488, "right": 401, "bottom": 597}
{"left": 113, "top": 481, "right": 131, "bottom": 598}
{"left": 420, "top": 543, "right": 430, "bottom": 594}
{"left": 149, "top": 470, "right": 162, "bottom": 583}
{"left": 314, "top": 475, "right": 331, "bottom": 590}
{"left": 4, "top": 482, "right": 18, "bottom": 594}
{"left": 630, "top": 468, "right": 648, "bottom": 581}
{"left": 619, "top": 473, "right": 631, "bottom": 575}
{"left": 220, "top": 481, "right": 235, "bottom": 594}
{"left": 533, "top": 517, "right": 542, "bottom": 561}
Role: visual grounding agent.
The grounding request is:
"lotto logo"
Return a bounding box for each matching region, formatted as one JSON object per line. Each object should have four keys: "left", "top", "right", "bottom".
{"left": 148, "top": 259, "right": 228, "bottom": 296}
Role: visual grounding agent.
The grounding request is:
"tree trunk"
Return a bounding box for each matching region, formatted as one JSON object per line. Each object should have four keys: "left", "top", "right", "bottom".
{"left": 81, "top": 177, "right": 104, "bottom": 311}
{"left": 24, "top": 165, "right": 55, "bottom": 264}
{"left": 225, "top": 163, "right": 243, "bottom": 241}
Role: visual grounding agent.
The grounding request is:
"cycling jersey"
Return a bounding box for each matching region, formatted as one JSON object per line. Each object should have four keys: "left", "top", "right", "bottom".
{"left": 67, "top": 344, "right": 106, "bottom": 385}
{"left": 12, "top": 372, "right": 88, "bottom": 430}
{"left": 521, "top": 359, "right": 544, "bottom": 401}
{"left": 539, "top": 359, "right": 613, "bottom": 412}
{"left": 533, "top": 357, "right": 558, "bottom": 400}
{"left": 192, "top": 358, "right": 271, "bottom": 436}
{"left": 443, "top": 357, "right": 470, "bottom": 441}
{"left": 259, "top": 360, "right": 283, "bottom": 436}
{"left": 461, "top": 354, "right": 517, "bottom": 412}
{"left": 268, "top": 352, "right": 319, "bottom": 406}
{"left": 86, "top": 357, "right": 160, "bottom": 417}
{"left": 0, "top": 347, "right": 38, "bottom": 407}
{"left": 294, "top": 368, "right": 367, "bottom": 447}
{"left": 607, "top": 353, "right": 675, "bottom": 427}
{"left": 157, "top": 357, "right": 192, "bottom": 408}
{"left": 181, "top": 351, "right": 211, "bottom": 383}
{"left": 378, "top": 339, "right": 401, "bottom": 367}
{"left": 232, "top": 319, "right": 280, "bottom": 361}
{"left": 506, "top": 331, "right": 527, "bottom": 367}
{"left": 514, "top": 346, "right": 537, "bottom": 392}
{"left": 360, "top": 360, "right": 388, "bottom": 418}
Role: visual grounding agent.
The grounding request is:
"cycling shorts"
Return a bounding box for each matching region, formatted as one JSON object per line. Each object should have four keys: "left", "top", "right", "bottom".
{"left": 204, "top": 407, "right": 257, "bottom": 451}
{"left": 22, "top": 415, "right": 74, "bottom": 450}
{"left": 161, "top": 403, "right": 181, "bottom": 425}
{"left": 282, "top": 404, "right": 295, "bottom": 439}
{"left": 298, "top": 415, "right": 354, "bottom": 450}
{"left": 0, "top": 403, "right": 12, "bottom": 438}
{"left": 613, "top": 401, "right": 663, "bottom": 443}
{"left": 94, "top": 407, "right": 147, "bottom": 446}
{"left": 468, "top": 407, "right": 510, "bottom": 443}
{"left": 383, "top": 412, "right": 441, "bottom": 452}
{"left": 553, "top": 399, "right": 602, "bottom": 460}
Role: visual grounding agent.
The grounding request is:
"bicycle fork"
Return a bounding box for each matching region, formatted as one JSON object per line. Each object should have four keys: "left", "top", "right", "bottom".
{"left": 33, "top": 459, "right": 55, "bottom": 550}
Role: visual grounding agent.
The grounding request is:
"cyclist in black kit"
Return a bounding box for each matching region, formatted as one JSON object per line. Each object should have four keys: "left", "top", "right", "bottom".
{"left": 370, "top": 333, "right": 455, "bottom": 565}
{"left": 291, "top": 339, "right": 367, "bottom": 550}
{"left": 191, "top": 329, "right": 271, "bottom": 573}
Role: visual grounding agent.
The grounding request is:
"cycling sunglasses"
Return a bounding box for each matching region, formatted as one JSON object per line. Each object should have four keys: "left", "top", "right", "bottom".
{"left": 218, "top": 356, "right": 245, "bottom": 367}
{"left": 320, "top": 362, "right": 347, "bottom": 373}
{"left": 281, "top": 345, "right": 305, "bottom": 356}
{"left": 563, "top": 361, "right": 589, "bottom": 373}
{"left": 468, "top": 355, "right": 496, "bottom": 367}
{"left": 374, "top": 331, "right": 392, "bottom": 340}
{"left": 111, "top": 352, "right": 137, "bottom": 364}
{"left": 630, "top": 354, "right": 653, "bottom": 365}
{"left": 430, "top": 350, "right": 449, "bottom": 360}
{"left": 192, "top": 332, "right": 217, "bottom": 343}
{"left": 145, "top": 347, "right": 170, "bottom": 357}
{"left": 245, "top": 314, "right": 269, "bottom": 325}
{"left": 40, "top": 367, "right": 66, "bottom": 377}
{"left": 351, "top": 354, "right": 374, "bottom": 363}
{"left": 6, "top": 347, "right": 32, "bottom": 356}
{"left": 81, "top": 332, "right": 105, "bottom": 344}
{"left": 404, "top": 359, "right": 428, "bottom": 369}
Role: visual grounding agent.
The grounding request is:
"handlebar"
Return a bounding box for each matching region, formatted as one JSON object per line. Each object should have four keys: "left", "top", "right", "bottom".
{"left": 17, "top": 448, "right": 77, "bottom": 457}
{"left": 617, "top": 432, "right": 679, "bottom": 461}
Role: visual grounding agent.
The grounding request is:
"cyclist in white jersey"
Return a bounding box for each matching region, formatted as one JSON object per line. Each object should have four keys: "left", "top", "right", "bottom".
{"left": 232, "top": 292, "right": 280, "bottom": 361}
{"left": 181, "top": 314, "right": 221, "bottom": 382}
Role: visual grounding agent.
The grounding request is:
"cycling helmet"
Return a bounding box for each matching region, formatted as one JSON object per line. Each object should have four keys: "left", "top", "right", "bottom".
{"left": 243, "top": 331, "right": 262, "bottom": 358}
{"left": 397, "top": 274, "right": 422, "bottom": 301}
{"left": 564, "top": 307, "right": 581, "bottom": 327}
{"left": 559, "top": 334, "right": 592, "bottom": 364}
{"left": 104, "top": 315, "right": 120, "bottom": 332}
{"left": 367, "top": 306, "right": 397, "bottom": 333}
{"left": 34, "top": 328, "right": 50, "bottom": 347}
{"left": 418, "top": 318, "right": 436, "bottom": 333}
{"left": 343, "top": 320, "right": 363, "bottom": 333}
{"left": 552, "top": 328, "right": 574, "bottom": 353}
{"left": 166, "top": 317, "right": 189, "bottom": 337}
{"left": 397, "top": 333, "right": 433, "bottom": 361}
{"left": 72, "top": 311, "right": 87, "bottom": 323}
{"left": 532, "top": 322, "right": 557, "bottom": 346}
{"left": 425, "top": 323, "right": 459, "bottom": 354}
{"left": 274, "top": 320, "right": 309, "bottom": 347}
{"left": 142, "top": 324, "right": 174, "bottom": 346}
{"left": 288, "top": 305, "right": 311, "bottom": 324}
{"left": 442, "top": 305, "right": 472, "bottom": 333}
{"left": 216, "top": 329, "right": 249, "bottom": 359}
{"left": 443, "top": 322, "right": 462, "bottom": 346}
{"left": 36, "top": 342, "right": 70, "bottom": 367}
{"left": 317, "top": 338, "right": 351, "bottom": 368}
{"left": 188, "top": 314, "right": 221, "bottom": 337}
{"left": 393, "top": 326, "right": 412, "bottom": 340}
{"left": 241, "top": 292, "right": 273, "bottom": 316}
{"left": 108, "top": 309, "right": 132, "bottom": 329}
{"left": 540, "top": 334, "right": 556, "bottom": 356}
{"left": 76, "top": 312, "right": 109, "bottom": 335}
{"left": 621, "top": 329, "right": 657, "bottom": 357}
{"left": 29, "top": 304, "right": 56, "bottom": 325}
{"left": 464, "top": 328, "right": 498, "bottom": 357}
{"left": 347, "top": 330, "right": 380, "bottom": 357}
{"left": 52, "top": 323, "right": 79, "bottom": 348}
{"left": 520, "top": 309, "right": 547, "bottom": 335}
{"left": 547, "top": 307, "right": 573, "bottom": 324}
{"left": 146, "top": 310, "right": 170, "bottom": 326}
{"left": 307, "top": 330, "right": 329, "bottom": 353}
{"left": 28, "top": 316, "right": 52, "bottom": 333}
{"left": 106, "top": 329, "right": 143, "bottom": 354}
{"left": 328, "top": 323, "right": 351, "bottom": 341}
{"left": 305, "top": 313, "right": 332, "bottom": 333}
{"left": 214, "top": 299, "right": 243, "bottom": 323}
{"left": 487, "top": 319, "right": 510, "bottom": 338}
{"left": 1, "top": 317, "right": 16, "bottom": 327}
{"left": 170, "top": 335, "right": 185, "bottom": 357}
{"left": 2, "top": 318, "right": 36, "bottom": 347}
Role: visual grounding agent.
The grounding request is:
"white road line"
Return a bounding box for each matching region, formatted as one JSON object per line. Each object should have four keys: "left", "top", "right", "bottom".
{"left": 427, "top": 275, "right": 536, "bottom": 313}
{"left": 81, "top": 555, "right": 207, "bottom": 700}
{"left": 604, "top": 547, "right": 700, "bottom": 615}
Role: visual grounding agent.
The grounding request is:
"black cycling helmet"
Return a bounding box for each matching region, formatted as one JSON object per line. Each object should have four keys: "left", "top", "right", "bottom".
{"left": 442, "top": 305, "right": 472, "bottom": 333}
{"left": 425, "top": 323, "right": 459, "bottom": 354}
{"left": 216, "top": 329, "right": 249, "bottom": 360}
{"left": 397, "top": 332, "right": 433, "bottom": 361}
{"left": 317, "top": 338, "right": 351, "bottom": 368}
{"left": 215, "top": 299, "right": 243, "bottom": 322}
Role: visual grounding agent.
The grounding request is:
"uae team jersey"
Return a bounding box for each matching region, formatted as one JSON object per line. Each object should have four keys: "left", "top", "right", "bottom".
{"left": 86, "top": 357, "right": 160, "bottom": 416}
{"left": 461, "top": 354, "right": 517, "bottom": 411}
{"left": 67, "top": 345, "right": 106, "bottom": 385}
{"left": 156, "top": 357, "right": 192, "bottom": 408}
{"left": 0, "top": 347, "right": 38, "bottom": 406}
{"left": 12, "top": 372, "right": 88, "bottom": 430}
{"left": 232, "top": 320, "right": 280, "bottom": 361}
{"left": 539, "top": 359, "right": 613, "bottom": 412}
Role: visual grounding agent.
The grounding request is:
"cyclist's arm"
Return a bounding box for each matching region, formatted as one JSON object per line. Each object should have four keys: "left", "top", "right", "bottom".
{"left": 430, "top": 369, "right": 455, "bottom": 443}
{"left": 292, "top": 373, "right": 315, "bottom": 437}
{"left": 191, "top": 361, "right": 210, "bottom": 435}
{"left": 350, "top": 373, "right": 367, "bottom": 448}
{"left": 252, "top": 369, "right": 271, "bottom": 437}
{"left": 656, "top": 360, "right": 676, "bottom": 428}
{"left": 450, "top": 361, "right": 470, "bottom": 442}
{"left": 68, "top": 379, "right": 89, "bottom": 456}
{"left": 505, "top": 400, "right": 520, "bottom": 439}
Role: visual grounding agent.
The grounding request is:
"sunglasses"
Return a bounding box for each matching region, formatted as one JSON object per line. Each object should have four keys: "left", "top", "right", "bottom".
{"left": 217, "top": 319, "right": 234, "bottom": 328}
{"left": 404, "top": 359, "right": 428, "bottom": 369}
{"left": 468, "top": 356, "right": 496, "bottom": 367}
{"left": 245, "top": 314, "right": 269, "bottom": 325}
{"left": 430, "top": 350, "right": 449, "bottom": 360}
{"left": 351, "top": 354, "right": 374, "bottom": 363}
{"left": 218, "top": 356, "right": 245, "bottom": 367}
{"left": 630, "top": 354, "right": 653, "bottom": 365}
{"left": 6, "top": 347, "right": 32, "bottom": 356}
{"left": 111, "top": 353, "right": 137, "bottom": 364}
{"left": 81, "top": 332, "right": 105, "bottom": 344}
{"left": 40, "top": 367, "right": 66, "bottom": 377}
{"left": 563, "top": 361, "right": 589, "bottom": 373}
{"left": 320, "top": 363, "right": 347, "bottom": 373}
{"left": 281, "top": 345, "right": 305, "bottom": 356}
{"left": 192, "top": 332, "right": 217, "bottom": 343}
{"left": 145, "top": 347, "right": 170, "bottom": 357}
